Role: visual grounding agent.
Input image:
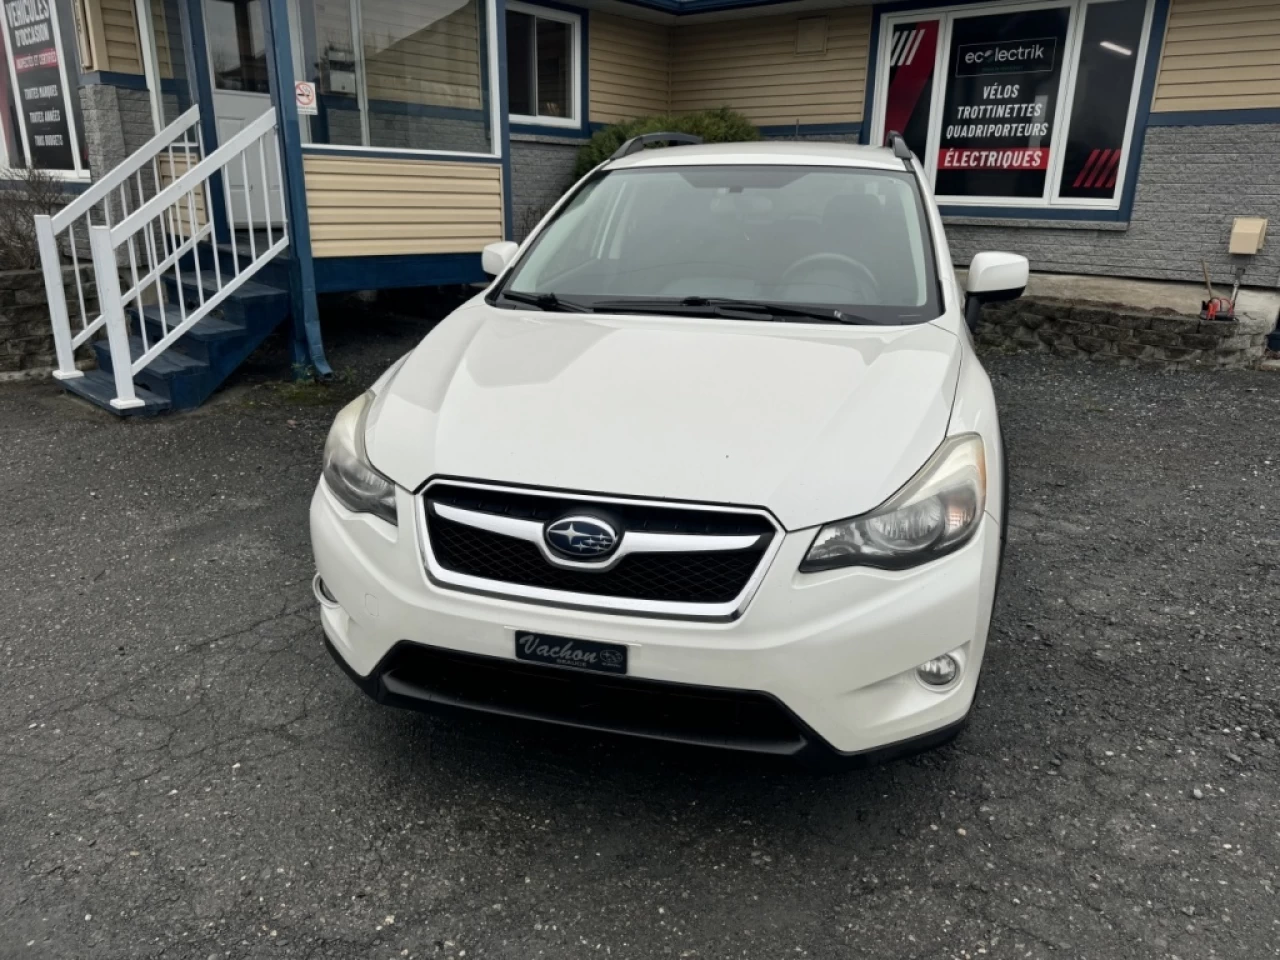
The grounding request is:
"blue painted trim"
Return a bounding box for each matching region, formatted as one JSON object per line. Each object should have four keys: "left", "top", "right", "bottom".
{"left": 1116, "top": 0, "right": 1169, "bottom": 223}
{"left": 319, "top": 94, "right": 489, "bottom": 124}
{"left": 607, "top": 0, "right": 807, "bottom": 14}
{"left": 79, "top": 71, "right": 182, "bottom": 94}
{"left": 861, "top": 8, "right": 883, "bottom": 146}
{"left": 758, "top": 121, "right": 862, "bottom": 138}
{"left": 497, "top": 0, "right": 515, "bottom": 241}
{"left": 314, "top": 253, "right": 488, "bottom": 293}
{"left": 939, "top": 204, "right": 1127, "bottom": 222}
{"left": 181, "top": 0, "right": 229, "bottom": 246}
{"left": 300, "top": 145, "right": 501, "bottom": 163}
{"left": 0, "top": 176, "right": 89, "bottom": 193}
{"left": 509, "top": 122, "right": 592, "bottom": 138}
{"left": 1146, "top": 107, "right": 1280, "bottom": 127}
{"left": 263, "top": 0, "right": 330, "bottom": 378}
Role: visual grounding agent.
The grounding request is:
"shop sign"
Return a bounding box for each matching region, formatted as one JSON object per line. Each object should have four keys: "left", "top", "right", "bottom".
{"left": 2, "top": 0, "right": 73, "bottom": 169}
{"left": 935, "top": 9, "right": 1069, "bottom": 198}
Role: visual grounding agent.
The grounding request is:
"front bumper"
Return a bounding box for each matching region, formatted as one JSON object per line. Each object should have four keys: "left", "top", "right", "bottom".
{"left": 311, "top": 481, "right": 1002, "bottom": 758}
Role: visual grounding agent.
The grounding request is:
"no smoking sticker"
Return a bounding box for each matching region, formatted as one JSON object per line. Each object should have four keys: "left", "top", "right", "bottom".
{"left": 295, "top": 81, "right": 317, "bottom": 116}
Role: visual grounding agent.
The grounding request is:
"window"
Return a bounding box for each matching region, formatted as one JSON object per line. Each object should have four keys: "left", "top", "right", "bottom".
{"left": 300, "top": 0, "right": 497, "bottom": 156}
{"left": 871, "top": 0, "right": 1153, "bottom": 211}
{"left": 505, "top": 2, "right": 579, "bottom": 127}
{"left": 0, "top": 0, "right": 88, "bottom": 176}
{"left": 501, "top": 165, "right": 940, "bottom": 325}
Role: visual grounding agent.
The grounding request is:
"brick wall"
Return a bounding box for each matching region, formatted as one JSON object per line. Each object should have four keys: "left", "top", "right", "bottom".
{"left": 944, "top": 124, "right": 1280, "bottom": 290}
{"left": 510, "top": 135, "right": 581, "bottom": 240}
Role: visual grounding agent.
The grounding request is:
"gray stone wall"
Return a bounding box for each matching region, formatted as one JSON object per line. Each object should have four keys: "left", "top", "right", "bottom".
{"left": 945, "top": 124, "right": 1280, "bottom": 289}
{"left": 510, "top": 134, "right": 580, "bottom": 239}
{"left": 0, "top": 267, "right": 97, "bottom": 378}
{"left": 78, "top": 84, "right": 157, "bottom": 178}
{"left": 977, "top": 296, "right": 1269, "bottom": 370}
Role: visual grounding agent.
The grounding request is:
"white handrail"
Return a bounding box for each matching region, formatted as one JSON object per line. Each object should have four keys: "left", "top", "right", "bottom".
{"left": 88, "top": 106, "right": 289, "bottom": 409}
{"left": 38, "top": 105, "right": 203, "bottom": 380}
{"left": 51, "top": 106, "right": 200, "bottom": 232}
{"left": 111, "top": 109, "right": 278, "bottom": 247}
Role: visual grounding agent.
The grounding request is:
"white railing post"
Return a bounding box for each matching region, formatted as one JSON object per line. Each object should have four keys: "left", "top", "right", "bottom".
{"left": 35, "top": 214, "right": 82, "bottom": 380}
{"left": 89, "top": 225, "right": 143, "bottom": 410}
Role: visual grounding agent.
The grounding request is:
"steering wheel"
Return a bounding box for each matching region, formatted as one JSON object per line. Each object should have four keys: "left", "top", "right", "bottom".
{"left": 780, "top": 253, "right": 881, "bottom": 299}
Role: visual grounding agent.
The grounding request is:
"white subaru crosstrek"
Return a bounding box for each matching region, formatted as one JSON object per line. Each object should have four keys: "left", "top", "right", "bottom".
{"left": 310, "top": 134, "right": 1029, "bottom": 765}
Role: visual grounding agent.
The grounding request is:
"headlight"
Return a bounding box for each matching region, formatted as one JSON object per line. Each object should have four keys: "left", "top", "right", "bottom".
{"left": 800, "top": 434, "right": 986, "bottom": 572}
{"left": 322, "top": 391, "right": 398, "bottom": 526}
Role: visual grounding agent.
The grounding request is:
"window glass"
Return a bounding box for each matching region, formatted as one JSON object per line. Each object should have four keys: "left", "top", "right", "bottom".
{"left": 505, "top": 166, "right": 939, "bottom": 323}
{"left": 302, "top": 0, "right": 493, "bottom": 154}
{"left": 311, "top": 0, "right": 363, "bottom": 146}
{"left": 506, "top": 10, "right": 533, "bottom": 115}
{"left": 881, "top": 19, "right": 940, "bottom": 156}
{"left": 936, "top": 7, "right": 1070, "bottom": 199}
{"left": 534, "top": 17, "right": 569, "bottom": 118}
{"left": 1056, "top": 0, "right": 1146, "bottom": 200}
{"left": 206, "top": 0, "right": 269, "bottom": 93}
{"left": 505, "top": 7, "right": 573, "bottom": 122}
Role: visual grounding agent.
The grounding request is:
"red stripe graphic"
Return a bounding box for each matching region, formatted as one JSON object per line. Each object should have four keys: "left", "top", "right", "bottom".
{"left": 1084, "top": 149, "right": 1113, "bottom": 188}
{"left": 1103, "top": 150, "right": 1122, "bottom": 189}
{"left": 883, "top": 22, "right": 938, "bottom": 144}
{"left": 1074, "top": 149, "right": 1102, "bottom": 189}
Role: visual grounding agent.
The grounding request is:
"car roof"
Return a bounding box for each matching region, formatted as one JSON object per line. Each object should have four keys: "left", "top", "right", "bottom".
{"left": 605, "top": 140, "right": 908, "bottom": 172}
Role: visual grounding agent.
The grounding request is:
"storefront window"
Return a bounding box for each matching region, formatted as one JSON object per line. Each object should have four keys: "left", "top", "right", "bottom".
{"left": 0, "top": 0, "right": 88, "bottom": 175}
{"left": 301, "top": 0, "right": 495, "bottom": 156}
{"left": 506, "top": 2, "right": 578, "bottom": 126}
{"left": 873, "top": 0, "right": 1152, "bottom": 211}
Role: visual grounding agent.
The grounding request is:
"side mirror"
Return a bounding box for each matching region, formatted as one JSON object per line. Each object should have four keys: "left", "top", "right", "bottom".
{"left": 482, "top": 240, "right": 519, "bottom": 277}
{"left": 964, "top": 252, "right": 1029, "bottom": 331}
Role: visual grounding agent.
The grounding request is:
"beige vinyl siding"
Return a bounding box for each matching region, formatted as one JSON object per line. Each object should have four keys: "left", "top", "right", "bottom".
{"left": 361, "top": 0, "right": 484, "bottom": 109}
{"left": 589, "top": 14, "right": 671, "bottom": 124}
{"left": 158, "top": 155, "right": 207, "bottom": 235}
{"left": 670, "top": 7, "right": 871, "bottom": 127}
{"left": 1153, "top": 0, "right": 1280, "bottom": 111}
{"left": 101, "top": 0, "right": 141, "bottom": 73}
{"left": 304, "top": 155, "right": 503, "bottom": 256}
{"left": 83, "top": 0, "right": 173, "bottom": 76}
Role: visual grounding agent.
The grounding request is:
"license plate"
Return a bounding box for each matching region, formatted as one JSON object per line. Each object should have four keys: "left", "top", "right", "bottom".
{"left": 514, "top": 632, "right": 628, "bottom": 675}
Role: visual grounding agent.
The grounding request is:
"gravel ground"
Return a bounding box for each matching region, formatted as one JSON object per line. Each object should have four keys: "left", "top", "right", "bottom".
{"left": 2, "top": 312, "right": 1279, "bottom": 960}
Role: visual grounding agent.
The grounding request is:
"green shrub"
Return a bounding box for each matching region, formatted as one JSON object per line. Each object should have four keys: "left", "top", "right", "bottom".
{"left": 572, "top": 107, "right": 761, "bottom": 179}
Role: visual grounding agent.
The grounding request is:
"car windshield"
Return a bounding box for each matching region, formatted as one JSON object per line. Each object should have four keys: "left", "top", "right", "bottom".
{"left": 498, "top": 164, "right": 941, "bottom": 324}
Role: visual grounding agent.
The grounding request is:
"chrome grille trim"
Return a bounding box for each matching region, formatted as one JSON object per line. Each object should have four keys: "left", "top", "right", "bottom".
{"left": 416, "top": 480, "right": 783, "bottom": 622}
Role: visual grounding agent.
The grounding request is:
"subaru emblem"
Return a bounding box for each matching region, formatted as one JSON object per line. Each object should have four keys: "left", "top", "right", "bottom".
{"left": 545, "top": 515, "right": 618, "bottom": 559}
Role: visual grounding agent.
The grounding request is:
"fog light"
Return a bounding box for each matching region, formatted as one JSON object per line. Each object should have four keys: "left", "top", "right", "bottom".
{"left": 313, "top": 573, "right": 339, "bottom": 607}
{"left": 916, "top": 654, "right": 959, "bottom": 688}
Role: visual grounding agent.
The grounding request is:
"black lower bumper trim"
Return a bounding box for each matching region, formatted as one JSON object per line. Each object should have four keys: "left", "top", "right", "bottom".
{"left": 324, "top": 637, "right": 968, "bottom": 767}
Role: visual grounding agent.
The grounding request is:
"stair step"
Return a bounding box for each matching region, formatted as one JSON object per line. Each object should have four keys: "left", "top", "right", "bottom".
{"left": 168, "top": 272, "right": 289, "bottom": 305}
{"left": 61, "top": 369, "right": 170, "bottom": 416}
{"left": 130, "top": 303, "right": 246, "bottom": 342}
{"left": 94, "top": 335, "right": 206, "bottom": 378}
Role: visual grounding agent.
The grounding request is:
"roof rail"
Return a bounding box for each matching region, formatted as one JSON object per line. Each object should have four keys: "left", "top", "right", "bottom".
{"left": 609, "top": 132, "right": 704, "bottom": 161}
{"left": 886, "top": 131, "right": 915, "bottom": 163}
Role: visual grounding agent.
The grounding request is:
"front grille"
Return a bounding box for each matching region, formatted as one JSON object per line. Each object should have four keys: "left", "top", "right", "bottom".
{"left": 380, "top": 643, "right": 808, "bottom": 754}
{"left": 429, "top": 512, "right": 765, "bottom": 603}
{"left": 421, "top": 483, "right": 777, "bottom": 610}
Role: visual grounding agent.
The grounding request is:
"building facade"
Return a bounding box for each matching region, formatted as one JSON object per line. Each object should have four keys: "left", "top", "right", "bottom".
{"left": 4, "top": 0, "right": 1278, "bottom": 403}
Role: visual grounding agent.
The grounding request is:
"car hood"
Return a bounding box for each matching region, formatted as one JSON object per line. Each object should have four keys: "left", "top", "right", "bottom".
{"left": 365, "top": 300, "right": 963, "bottom": 530}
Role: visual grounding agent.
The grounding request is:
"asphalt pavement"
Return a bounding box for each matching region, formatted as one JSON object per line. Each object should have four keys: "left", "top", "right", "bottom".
{"left": 2, "top": 316, "right": 1278, "bottom": 960}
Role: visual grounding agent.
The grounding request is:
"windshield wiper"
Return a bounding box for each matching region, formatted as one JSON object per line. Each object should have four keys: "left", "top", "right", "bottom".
{"left": 590, "top": 296, "right": 882, "bottom": 325}
{"left": 497, "top": 290, "right": 590, "bottom": 313}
